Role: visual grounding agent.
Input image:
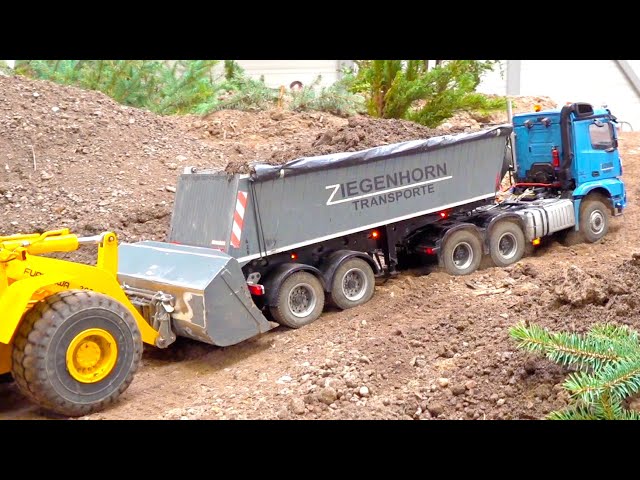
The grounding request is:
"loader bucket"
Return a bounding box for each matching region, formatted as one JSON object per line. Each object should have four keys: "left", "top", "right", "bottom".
{"left": 117, "top": 241, "right": 274, "bottom": 347}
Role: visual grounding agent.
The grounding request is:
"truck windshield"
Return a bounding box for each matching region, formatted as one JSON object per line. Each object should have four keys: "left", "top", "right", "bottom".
{"left": 589, "top": 122, "right": 615, "bottom": 150}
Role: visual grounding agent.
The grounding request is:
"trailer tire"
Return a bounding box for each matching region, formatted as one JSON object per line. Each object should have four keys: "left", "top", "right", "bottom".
{"left": 330, "top": 258, "right": 375, "bottom": 310}
{"left": 580, "top": 197, "right": 609, "bottom": 243}
{"left": 11, "top": 290, "right": 142, "bottom": 417}
{"left": 489, "top": 221, "right": 525, "bottom": 267}
{"left": 441, "top": 229, "right": 482, "bottom": 276}
{"left": 270, "top": 272, "right": 325, "bottom": 329}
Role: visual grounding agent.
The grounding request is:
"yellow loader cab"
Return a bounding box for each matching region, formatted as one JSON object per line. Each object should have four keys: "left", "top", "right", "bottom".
{"left": 0, "top": 229, "right": 159, "bottom": 417}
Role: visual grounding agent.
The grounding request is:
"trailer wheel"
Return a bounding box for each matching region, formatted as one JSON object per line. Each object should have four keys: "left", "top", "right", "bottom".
{"left": 270, "top": 271, "right": 325, "bottom": 329}
{"left": 11, "top": 290, "right": 142, "bottom": 417}
{"left": 441, "top": 229, "right": 482, "bottom": 276}
{"left": 489, "top": 221, "right": 525, "bottom": 267}
{"left": 580, "top": 197, "right": 609, "bottom": 243}
{"left": 330, "top": 258, "right": 375, "bottom": 310}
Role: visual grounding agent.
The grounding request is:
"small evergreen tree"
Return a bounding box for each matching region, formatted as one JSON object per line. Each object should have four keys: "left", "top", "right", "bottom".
{"left": 14, "top": 60, "right": 222, "bottom": 115}
{"left": 194, "top": 62, "right": 279, "bottom": 114}
{"left": 289, "top": 74, "right": 365, "bottom": 117}
{"left": 510, "top": 322, "right": 640, "bottom": 420}
{"left": 349, "top": 60, "right": 505, "bottom": 127}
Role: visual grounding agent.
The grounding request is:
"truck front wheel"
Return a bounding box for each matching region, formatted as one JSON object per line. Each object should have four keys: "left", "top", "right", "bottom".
{"left": 489, "top": 221, "right": 525, "bottom": 267}
{"left": 330, "top": 257, "right": 375, "bottom": 310}
{"left": 270, "top": 271, "right": 325, "bottom": 329}
{"left": 580, "top": 197, "right": 609, "bottom": 243}
{"left": 11, "top": 290, "right": 142, "bottom": 417}
{"left": 441, "top": 229, "right": 482, "bottom": 276}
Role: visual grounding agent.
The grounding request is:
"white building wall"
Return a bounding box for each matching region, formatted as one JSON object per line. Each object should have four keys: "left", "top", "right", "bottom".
{"left": 479, "top": 60, "right": 640, "bottom": 129}
{"left": 233, "top": 60, "right": 341, "bottom": 88}
{"left": 476, "top": 61, "right": 507, "bottom": 96}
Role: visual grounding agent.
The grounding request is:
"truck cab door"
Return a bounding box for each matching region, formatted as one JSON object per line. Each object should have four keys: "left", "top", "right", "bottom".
{"left": 572, "top": 117, "right": 621, "bottom": 184}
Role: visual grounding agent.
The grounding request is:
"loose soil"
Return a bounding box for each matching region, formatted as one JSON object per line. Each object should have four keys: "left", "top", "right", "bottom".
{"left": 3, "top": 75, "right": 632, "bottom": 421}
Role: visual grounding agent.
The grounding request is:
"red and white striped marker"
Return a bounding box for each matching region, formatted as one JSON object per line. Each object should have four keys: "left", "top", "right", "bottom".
{"left": 230, "top": 190, "right": 248, "bottom": 249}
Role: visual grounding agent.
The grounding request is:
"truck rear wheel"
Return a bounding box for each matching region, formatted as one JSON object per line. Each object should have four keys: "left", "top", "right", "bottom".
{"left": 441, "top": 229, "right": 482, "bottom": 276}
{"left": 580, "top": 197, "right": 609, "bottom": 243}
{"left": 330, "top": 257, "right": 375, "bottom": 310}
{"left": 11, "top": 290, "right": 142, "bottom": 417}
{"left": 489, "top": 221, "right": 525, "bottom": 267}
{"left": 270, "top": 271, "right": 325, "bottom": 329}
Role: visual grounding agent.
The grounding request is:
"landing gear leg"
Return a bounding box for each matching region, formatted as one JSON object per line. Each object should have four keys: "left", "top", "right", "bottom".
{"left": 383, "top": 225, "right": 399, "bottom": 276}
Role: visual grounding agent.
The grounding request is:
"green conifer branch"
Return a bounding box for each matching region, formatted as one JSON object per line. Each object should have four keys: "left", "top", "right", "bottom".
{"left": 509, "top": 323, "right": 622, "bottom": 370}
{"left": 511, "top": 322, "right": 640, "bottom": 420}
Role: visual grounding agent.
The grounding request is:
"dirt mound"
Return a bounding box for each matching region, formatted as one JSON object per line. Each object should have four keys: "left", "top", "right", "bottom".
{"left": 437, "top": 95, "right": 557, "bottom": 130}
{"left": 266, "top": 115, "right": 471, "bottom": 165}
{"left": 221, "top": 114, "right": 475, "bottom": 174}
{"left": 0, "top": 74, "right": 224, "bottom": 251}
{"left": 183, "top": 108, "right": 348, "bottom": 175}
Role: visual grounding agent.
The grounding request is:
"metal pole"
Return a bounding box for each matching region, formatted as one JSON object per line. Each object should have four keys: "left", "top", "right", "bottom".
{"left": 507, "top": 98, "right": 517, "bottom": 173}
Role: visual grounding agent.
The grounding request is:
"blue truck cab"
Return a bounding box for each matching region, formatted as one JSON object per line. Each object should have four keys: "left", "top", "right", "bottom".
{"left": 512, "top": 102, "right": 626, "bottom": 233}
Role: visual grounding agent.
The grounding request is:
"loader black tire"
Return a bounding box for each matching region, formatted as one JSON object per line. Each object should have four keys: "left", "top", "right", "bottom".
{"left": 330, "top": 258, "right": 375, "bottom": 310}
{"left": 441, "top": 229, "right": 482, "bottom": 276}
{"left": 11, "top": 290, "right": 142, "bottom": 417}
{"left": 270, "top": 271, "right": 325, "bottom": 329}
{"left": 489, "top": 221, "right": 526, "bottom": 268}
{"left": 580, "top": 197, "right": 609, "bottom": 243}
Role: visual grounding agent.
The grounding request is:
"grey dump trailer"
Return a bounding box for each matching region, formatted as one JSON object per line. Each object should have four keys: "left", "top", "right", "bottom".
{"left": 117, "top": 125, "right": 516, "bottom": 346}
{"left": 118, "top": 103, "right": 626, "bottom": 348}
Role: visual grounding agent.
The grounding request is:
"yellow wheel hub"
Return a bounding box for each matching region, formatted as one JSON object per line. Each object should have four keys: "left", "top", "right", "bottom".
{"left": 66, "top": 328, "right": 118, "bottom": 384}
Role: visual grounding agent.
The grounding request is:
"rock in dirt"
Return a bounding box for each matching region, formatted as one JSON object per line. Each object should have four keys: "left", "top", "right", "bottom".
{"left": 523, "top": 359, "right": 537, "bottom": 375}
{"left": 325, "top": 377, "right": 346, "bottom": 391}
{"left": 534, "top": 384, "right": 552, "bottom": 400}
{"left": 427, "top": 402, "right": 445, "bottom": 417}
{"left": 451, "top": 384, "right": 467, "bottom": 396}
{"left": 553, "top": 265, "right": 608, "bottom": 306}
{"left": 316, "top": 387, "right": 338, "bottom": 405}
{"left": 276, "top": 375, "right": 293, "bottom": 384}
{"left": 438, "top": 378, "right": 450, "bottom": 388}
{"left": 289, "top": 397, "right": 306, "bottom": 415}
{"left": 359, "top": 386, "right": 370, "bottom": 398}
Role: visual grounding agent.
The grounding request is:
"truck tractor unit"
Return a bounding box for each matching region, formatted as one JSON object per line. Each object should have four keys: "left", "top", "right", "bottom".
{"left": 0, "top": 102, "right": 625, "bottom": 416}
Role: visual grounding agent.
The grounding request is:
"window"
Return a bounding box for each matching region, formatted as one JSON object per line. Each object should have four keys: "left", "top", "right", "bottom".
{"left": 589, "top": 122, "right": 615, "bottom": 150}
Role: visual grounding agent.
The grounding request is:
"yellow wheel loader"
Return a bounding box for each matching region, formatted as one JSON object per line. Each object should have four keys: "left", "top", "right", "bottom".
{"left": 0, "top": 229, "right": 273, "bottom": 417}
{"left": 0, "top": 230, "right": 161, "bottom": 416}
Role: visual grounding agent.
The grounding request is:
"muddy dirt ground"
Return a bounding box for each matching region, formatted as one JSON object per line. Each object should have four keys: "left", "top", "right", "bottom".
{"left": 3, "top": 75, "right": 635, "bottom": 420}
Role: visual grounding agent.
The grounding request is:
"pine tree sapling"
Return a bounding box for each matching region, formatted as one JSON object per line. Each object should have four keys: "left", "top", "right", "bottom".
{"left": 510, "top": 322, "right": 640, "bottom": 420}
{"left": 14, "top": 60, "right": 223, "bottom": 115}
{"left": 289, "top": 75, "right": 365, "bottom": 117}
{"left": 350, "top": 60, "right": 505, "bottom": 128}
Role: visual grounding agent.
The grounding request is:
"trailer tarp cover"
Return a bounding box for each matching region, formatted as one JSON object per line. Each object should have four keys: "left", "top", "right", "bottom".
{"left": 251, "top": 124, "right": 513, "bottom": 182}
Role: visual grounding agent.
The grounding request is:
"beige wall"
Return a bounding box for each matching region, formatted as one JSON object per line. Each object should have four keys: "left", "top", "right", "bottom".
{"left": 479, "top": 60, "right": 640, "bottom": 129}
{"left": 233, "top": 60, "right": 342, "bottom": 88}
